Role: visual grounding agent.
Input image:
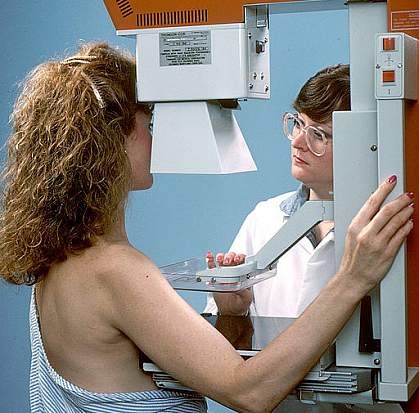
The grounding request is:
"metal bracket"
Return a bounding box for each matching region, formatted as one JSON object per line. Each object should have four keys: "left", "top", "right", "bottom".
{"left": 256, "top": 5, "right": 268, "bottom": 28}
{"left": 250, "top": 200, "right": 334, "bottom": 270}
{"left": 245, "top": 5, "right": 268, "bottom": 29}
{"left": 298, "top": 390, "right": 317, "bottom": 405}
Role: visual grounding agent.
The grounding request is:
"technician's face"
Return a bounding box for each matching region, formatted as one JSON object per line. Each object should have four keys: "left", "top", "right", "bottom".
{"left": 290, "top": 113, "right": 333, "bottom": 194}
{"left": 126, "top": 110, "right": 153, "bottom": 190}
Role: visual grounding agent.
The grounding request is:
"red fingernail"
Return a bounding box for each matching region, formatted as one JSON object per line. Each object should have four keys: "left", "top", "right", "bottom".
{"left": 387, "top": 175, "right": 397, "bottom": 184}
{"left": 407, "top": 192, "right": 414, "bottom": 199}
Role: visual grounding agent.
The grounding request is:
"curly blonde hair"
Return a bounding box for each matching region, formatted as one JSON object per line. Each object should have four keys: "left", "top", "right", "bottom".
{"left": 0, "top": 42, "right": 150, "bottom": 285}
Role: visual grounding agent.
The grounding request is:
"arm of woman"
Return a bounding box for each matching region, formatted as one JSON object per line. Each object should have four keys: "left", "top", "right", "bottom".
{"left": 103, "top": 178, "right": 413, "bottom": 413}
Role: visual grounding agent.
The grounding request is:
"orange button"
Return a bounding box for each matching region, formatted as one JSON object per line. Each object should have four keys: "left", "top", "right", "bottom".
{"left": 382, "top": 70, "right": 396, "bottom": 83}
{"left": 383, "top": 37, "right": 396, "bottom": 51}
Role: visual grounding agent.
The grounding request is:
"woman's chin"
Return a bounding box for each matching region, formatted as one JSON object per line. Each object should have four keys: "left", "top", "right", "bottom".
{"left": 291, "top": 168, "right": 308, "bottom": 183}
{"left": 131, "top": 175, "right": 154, "bottom": 191}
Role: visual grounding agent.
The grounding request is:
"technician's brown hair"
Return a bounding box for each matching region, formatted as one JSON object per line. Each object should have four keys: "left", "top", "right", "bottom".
{"left": 0, "top": 42, "right": 150, "bottom": 285}
{"left": 293, "top": 64, "right": 350, "bottom": 124}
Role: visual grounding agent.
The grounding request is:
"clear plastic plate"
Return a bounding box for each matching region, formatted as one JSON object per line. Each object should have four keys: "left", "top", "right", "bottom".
{"left": 160, "top": 257, "right": 276, "bottom": 292}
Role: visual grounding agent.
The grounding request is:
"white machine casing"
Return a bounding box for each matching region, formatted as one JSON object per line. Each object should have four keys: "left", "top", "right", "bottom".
{"left": 116, "top": 9, "right": 270, "bottom": 174}
{"left": 130, "top": 23, "right": 270, "bottom": 101}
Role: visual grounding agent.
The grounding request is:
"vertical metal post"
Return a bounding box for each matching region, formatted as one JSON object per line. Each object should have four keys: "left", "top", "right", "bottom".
{"left": 377, "top": 99, "right": 408, "bottom": 385}
{"left": 335, "top": 0, "right": 387, "bottom": 368}
{"left": 375, "top": 29, "right": 418, "bottom": 399}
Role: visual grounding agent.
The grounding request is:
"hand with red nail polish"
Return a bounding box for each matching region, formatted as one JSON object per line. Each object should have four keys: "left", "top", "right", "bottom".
{"left": 337, "top": 176, "right": 414, "bottom": 294}
{"left": 206, "top": 251, "right": 216, "bottom": 269}
{"left": 208, "top": 251, "right": 251, "bottom": 315}
{"left": 387, "top": 174, "right": 397, "bottom": 184}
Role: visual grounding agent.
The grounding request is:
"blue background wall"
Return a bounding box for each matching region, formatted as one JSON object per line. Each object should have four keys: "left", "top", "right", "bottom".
{"left": 0, "top": 1, "right": 348, "bottom": 411}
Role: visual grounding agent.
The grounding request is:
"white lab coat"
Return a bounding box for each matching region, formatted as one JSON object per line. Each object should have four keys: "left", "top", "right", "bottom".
{"left": 204, "top": 191, "right": 336, "bottom": 317}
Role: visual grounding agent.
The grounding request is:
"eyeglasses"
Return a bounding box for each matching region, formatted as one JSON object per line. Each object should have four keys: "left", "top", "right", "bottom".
{"left": 148, "top": 112, "right": 154, "bottom": 136}
{"left": 137, "top": 103, "right": 154, "bottom": 136}
{"left": 282, "top": 112, "right": 331, "bottom": 157}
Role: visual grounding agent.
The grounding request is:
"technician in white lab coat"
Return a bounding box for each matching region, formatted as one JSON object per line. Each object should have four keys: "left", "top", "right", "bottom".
{"left": 205, "top": 65, "right": 365, "bottom": 412}
{"left": 205, "top": 64, "right": 348, "bottom": 318}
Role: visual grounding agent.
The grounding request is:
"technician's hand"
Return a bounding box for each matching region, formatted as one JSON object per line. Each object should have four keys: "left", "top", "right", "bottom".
{"left": 337, "top": 175, "right": 414, "bottom": 295}
{"left": 206, "top": 251, "right": 252, "bottom": 316}
{"left": 216, "top": 252, "right": 246, "bottom": 266}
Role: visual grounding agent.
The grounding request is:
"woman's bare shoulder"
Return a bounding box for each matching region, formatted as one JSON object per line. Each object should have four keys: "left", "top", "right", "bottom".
{"left": 88, "top": 242, "right": 167, "bottom": 296}
{"left": 99, "top": 242, "right": 153, "bottom": 264}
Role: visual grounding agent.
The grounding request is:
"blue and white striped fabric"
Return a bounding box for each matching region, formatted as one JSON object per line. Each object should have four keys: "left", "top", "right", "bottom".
{"left": 29, "top": 288, "right": 207, "bottom": 412}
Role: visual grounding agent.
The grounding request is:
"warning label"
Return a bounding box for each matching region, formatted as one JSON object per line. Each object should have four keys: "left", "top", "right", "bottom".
{"left": 391, "top": 10, "right": 419, "bottom": 31}
{"left": 160, "top": 31, "right": 211, "bottom": 66}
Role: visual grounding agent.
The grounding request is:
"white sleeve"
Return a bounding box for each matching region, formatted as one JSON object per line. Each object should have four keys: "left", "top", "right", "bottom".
{"left": 202, "top": 210, "right": 258, "bottom": 314}
{"left": 203, "top": 294, "right": 218, "bottom": 315}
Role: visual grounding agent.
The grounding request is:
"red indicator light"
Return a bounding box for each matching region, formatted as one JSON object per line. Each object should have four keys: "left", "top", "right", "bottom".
{"left": 382, "top": 70, "right": 396, "bottom": 83}
{"left": 383, "top": 37, "right": 396, "bottom": 51}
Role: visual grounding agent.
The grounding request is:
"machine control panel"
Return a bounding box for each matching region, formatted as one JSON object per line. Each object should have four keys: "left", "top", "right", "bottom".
{"left": 375, "top": 33, "right": 418, "bottom": 100}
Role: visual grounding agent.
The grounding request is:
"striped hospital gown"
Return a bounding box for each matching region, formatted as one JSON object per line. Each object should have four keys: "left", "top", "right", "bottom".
{"left": 29, "top": 288, "right": 207, "bottom": 412}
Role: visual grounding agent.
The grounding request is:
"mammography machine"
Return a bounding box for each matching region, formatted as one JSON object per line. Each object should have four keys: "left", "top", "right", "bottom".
{"left": 103, "top": 0, "right": 418, "bottom": 411}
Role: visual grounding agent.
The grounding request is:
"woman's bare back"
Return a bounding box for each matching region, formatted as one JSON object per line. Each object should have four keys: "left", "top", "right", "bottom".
{"left": 35, "top": 241, "right": 157, "bottom": 393}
